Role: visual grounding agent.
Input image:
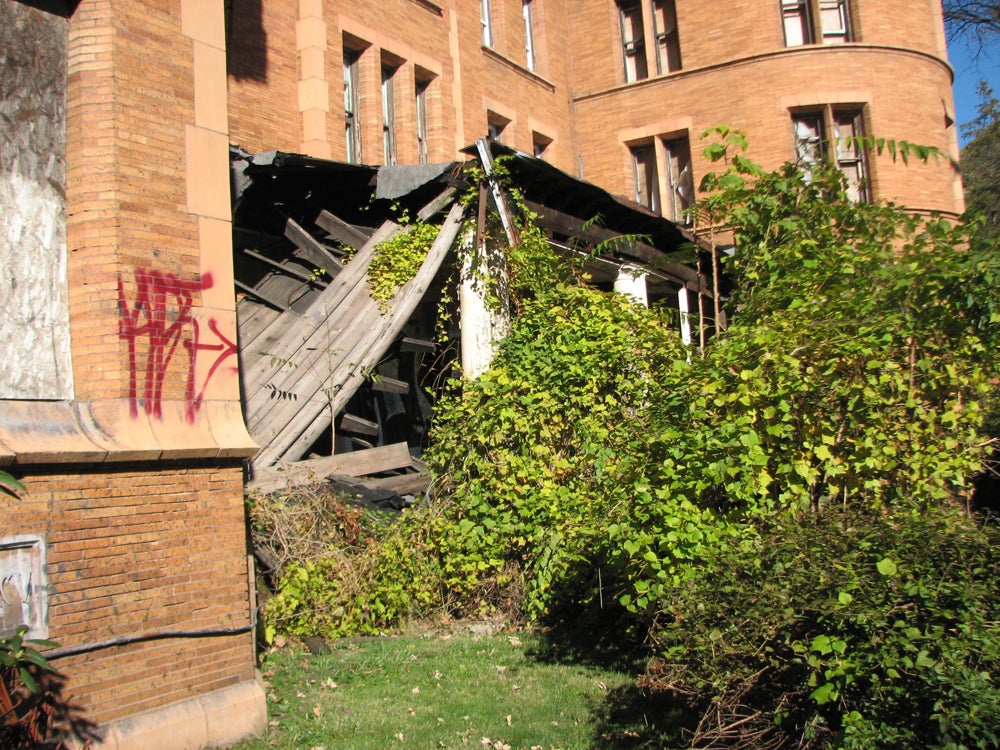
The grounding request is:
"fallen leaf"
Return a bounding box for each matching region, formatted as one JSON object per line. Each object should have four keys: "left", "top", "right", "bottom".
{"left": 505, "top": 714, "right": 512, "bottom": 726}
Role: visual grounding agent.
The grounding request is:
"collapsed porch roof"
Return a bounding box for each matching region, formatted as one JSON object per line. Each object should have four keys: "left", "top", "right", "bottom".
{"left": 231, "top": 142, "right": 718, "bottom": 488}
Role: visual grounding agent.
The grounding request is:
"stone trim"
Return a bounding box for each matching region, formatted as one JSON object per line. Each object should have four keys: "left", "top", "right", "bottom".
{"left": 0, "top": 399, "right": 256, "bottom": 466}
{"left": 90, "top": 675, "right": 266, "bottom": 750}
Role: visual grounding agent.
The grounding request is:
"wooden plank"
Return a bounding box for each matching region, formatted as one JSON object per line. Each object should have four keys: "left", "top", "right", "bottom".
{"left": 237, "top": 300, "right": 282, "bottom": 351}
{"left": 257, "top": 202, "right": 464, "bottom": 468}
{"left": 400, "top": 337, "right": 436, "bottom": 353}
{"left": 239, "top": 221, "right": 400, "bottom": 401}
{"left": 242, "top": 248, "right": 330, "bottom": 287}
{"left": 371, "top": 376, "right": 409, "bottom": 394}
{"left": 477, "top": 138, "right": 520, "bottom": 246}
{"left": 235, "top": 280, "right": 290, "bottom": 311}
{"left": 329, "top": 471, "right": 430, "bottom": 497}
{"left": 315, "top": 209, "right": 373, "bottom": 250}
{"left": 341, "top": 413, "right": 378, "bottom": 436}
{"left": 417, "top": 186, "right": 458, "bottom": 221}
{"left": 246, "top": 442, "right": 414, "bottom": 495}
{"left": 284, "top": 217, "right": 345, "bottom": 274}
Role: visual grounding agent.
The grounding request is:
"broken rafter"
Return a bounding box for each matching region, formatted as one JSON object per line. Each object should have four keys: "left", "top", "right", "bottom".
{"left": 246, "top": 441, "right": 415, "bottom": 495}
{"left": 284, "top": 217, "right": 345, "bottom": 274}
{"left": 315, "top": 209, "right": 373, "bottom": 250}
{"left": 522, "top": 198, "right": 710, "bottom": 295}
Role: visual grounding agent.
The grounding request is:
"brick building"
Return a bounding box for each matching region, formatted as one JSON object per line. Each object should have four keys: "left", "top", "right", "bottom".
{"left": 0, "top": 0, "right": 960, "bottom": 749}
{"left": 229, "top": 0, "right": 962, "bottom": 220}
{"left": 1, "top": 1, "right": 264, "bottom": 748}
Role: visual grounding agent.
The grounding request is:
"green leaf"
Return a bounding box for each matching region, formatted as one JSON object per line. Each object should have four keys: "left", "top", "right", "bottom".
{"left": 876, "top": 558, "right": 898, "bottom": 577}
{"left": 810, "top": 682, "right": 837, "bottom": 705}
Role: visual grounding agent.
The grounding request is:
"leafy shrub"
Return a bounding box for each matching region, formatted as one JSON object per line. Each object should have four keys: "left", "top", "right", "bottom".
{"left": 640, "top": 506, "right": 1000, "bottom": 749}
{"left": 426, "top": 283, "right": 689, "bottom": 619}
{"left": 1, "top": 622, "right": 96, "bottom": 748}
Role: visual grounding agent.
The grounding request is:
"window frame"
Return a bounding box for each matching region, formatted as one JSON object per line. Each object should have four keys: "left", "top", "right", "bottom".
{"left": 343, "top": 47, "right": 362, "bottom": 164}
{"left": 487, "top": 110, "right": 510, "bottom": 143}
{"left": 415, "top": 75, "right": 431, "bottom": 165}
{"left": 631, "top": 142, "right": 660, "bottom": 213}
{"left": 781, "top": 0, "right": 852, "bottom": 47}
{"left": 618, "top": 0, "right": 649, "bottom": 83}
{"left": 481, "top": 0, "right": 494, "bottom": 47}
{"left": 523, "top": 0, "right": 537, "bottom": 71}
{"left": 791, "top": 106, "right": 870, "bottom": 202}
{"left": 663, "top": 136, "right": 693, "bottom": 223}
{"left": 651, "top": 0, "right": 682, "bottom": 74}
{"left": 381, "top": 62, "right": 398, "bottom": 166}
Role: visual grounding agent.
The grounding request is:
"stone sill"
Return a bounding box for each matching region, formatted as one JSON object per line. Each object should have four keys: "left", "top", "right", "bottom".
{"left": 0, "top": 398, "right": 257, "bottom": 465}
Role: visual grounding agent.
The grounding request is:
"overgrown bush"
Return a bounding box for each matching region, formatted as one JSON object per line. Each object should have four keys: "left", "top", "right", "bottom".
{"left": 261, "top": 136, "right": 1000, "bottom": 747}
{"left": 641, "top": 506, "right": 1000, "bottom": 749}
{"left": 425, "top": 282, "right": 689, "bottom": 619}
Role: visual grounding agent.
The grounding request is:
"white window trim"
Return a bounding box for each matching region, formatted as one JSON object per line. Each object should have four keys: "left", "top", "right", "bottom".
{"left": 481, "top": 0, "right": 494, "bottom": 47}
{"left": 523, "top": 0, "right": 536, "bottom": 71}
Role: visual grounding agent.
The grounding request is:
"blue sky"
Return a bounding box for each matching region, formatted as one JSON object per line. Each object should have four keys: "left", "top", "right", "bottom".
{"left": 947, "top": 36, "right": 1000, "bottom": 147}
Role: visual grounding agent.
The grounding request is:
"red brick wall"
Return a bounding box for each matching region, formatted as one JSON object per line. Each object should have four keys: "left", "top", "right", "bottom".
{"left": 5, "top": 464, "right": 255, "bottom": 723}
{"left": 223, "top": 0, "right": 960, "bottom": 214}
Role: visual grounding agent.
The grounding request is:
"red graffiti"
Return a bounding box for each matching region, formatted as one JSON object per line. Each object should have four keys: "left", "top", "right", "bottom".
{"left": 117, "top": 269, "right": 237, "bottom": 423}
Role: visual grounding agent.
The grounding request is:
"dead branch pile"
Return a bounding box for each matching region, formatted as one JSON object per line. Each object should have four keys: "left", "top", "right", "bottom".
{"left": 247, "top": 482, "right": 367, "bottom": 583}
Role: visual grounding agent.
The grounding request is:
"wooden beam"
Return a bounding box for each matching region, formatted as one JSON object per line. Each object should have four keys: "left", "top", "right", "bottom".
{"left": 246, "top": 442, "right": 414, "bottom": 494}
{"left": 235, "top": 280, "right": 290, "bottom": 311}
{"left": 284, "top": 217, "right": 345, "bottom": 274}
{"left": 341, "top": 413, "right": 379, "bottom": 436}
{"left": 242, "top": 248, "right": 329, "bottom": 287}
{"left": 329, "top": 471, "right": 430, "bottom": 497}
{"left": 521, "top": 199, "right": 708, "bottom": 293}
{"left": 260, "top": 203, "right": 465, "bottom": 468}
{"left": 371, "top": 376, "right": 409, "bottom": 394}
{"left": 400, "top": 337, "right": 436, "bottom": 353}
{"left": 417, "top": 186, "right": 459, "bottom": 221}
{"left": 315, "top": 209, "right": 373, "bottom": 250}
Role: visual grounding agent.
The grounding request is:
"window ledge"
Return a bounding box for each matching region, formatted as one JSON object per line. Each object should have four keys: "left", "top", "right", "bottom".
{"left": 407, "top": 0, "right": 443, "bottom": 16}
{"left": 481, "top": 46, "right": 556, "bottom": 91}
{"left": 573, "top": 44, "right": 951, "bottom": 102}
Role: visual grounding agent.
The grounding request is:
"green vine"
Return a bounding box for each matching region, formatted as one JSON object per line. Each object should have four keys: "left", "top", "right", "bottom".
{"left": 368, "top": 215, "right": 439, "bottom": 313}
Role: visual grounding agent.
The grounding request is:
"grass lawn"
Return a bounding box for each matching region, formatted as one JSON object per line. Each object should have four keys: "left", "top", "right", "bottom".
{"left": 229, "top": 628, "right": 676, "bottom": 749}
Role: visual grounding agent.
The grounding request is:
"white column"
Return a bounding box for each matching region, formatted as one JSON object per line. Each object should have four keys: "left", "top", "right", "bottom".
{"left": 614, "top": 264, "right": 649, "bottom": 307}
{"left": 677, "top": 285, "right": 692, "bottom": 346}
{"left": 459, "top": 225, "right": 510, "bottom": 378}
